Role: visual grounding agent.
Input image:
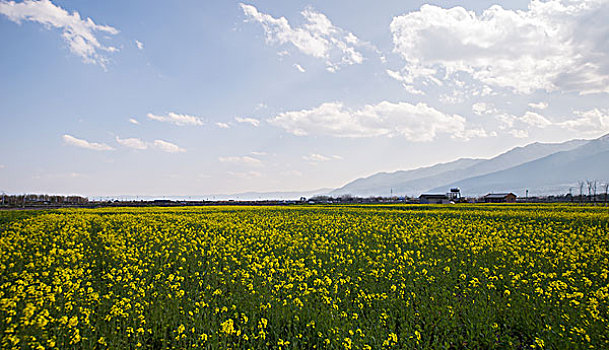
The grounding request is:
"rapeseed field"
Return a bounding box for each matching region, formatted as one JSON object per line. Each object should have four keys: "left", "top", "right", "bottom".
{"left": 1, "top": 205, "right": 608, "bottom": 349}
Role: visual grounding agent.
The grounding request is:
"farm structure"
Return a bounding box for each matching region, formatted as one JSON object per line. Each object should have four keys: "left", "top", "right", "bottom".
{"left": 419, "top": 194, "right": 451, "bottom": 204}
{"left": 483, "top": 193, "right": 517, "bottom": 203}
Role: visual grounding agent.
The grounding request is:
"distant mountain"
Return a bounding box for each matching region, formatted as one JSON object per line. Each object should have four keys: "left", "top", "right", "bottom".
{"left": 332, "top": 138, "right": 588, "bottom": 197}
{"left": 330, "top": 158, "right": 483, "bottom": 197}
{"left": 430, "top": 134, "right": 609, "bottom": 196}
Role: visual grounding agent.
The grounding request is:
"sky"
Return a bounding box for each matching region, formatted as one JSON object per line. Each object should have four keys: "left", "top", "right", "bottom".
{"left": 1, "top": 0, "right": 608, "bottom": 197}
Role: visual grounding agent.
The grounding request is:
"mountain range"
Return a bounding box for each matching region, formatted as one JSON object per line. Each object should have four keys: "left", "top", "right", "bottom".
{"left": 331, "top": 134, "right": 609, "bottom": 197}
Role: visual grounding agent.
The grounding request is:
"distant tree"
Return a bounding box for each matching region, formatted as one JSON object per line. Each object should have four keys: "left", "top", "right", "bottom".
{"left": 592, "top": 180, "right": 598, "bottom": 205}
{"left": 604, "top": 182, "right": 609, "bottom": 207}
{"left": 339, "top": 194, "right": 354, "bottom": 202}
{"left": 310, "top": 195, "right": 330, "bottom": 202}
{"left": 579, "top": 181, "right": 585, "bottom": 203}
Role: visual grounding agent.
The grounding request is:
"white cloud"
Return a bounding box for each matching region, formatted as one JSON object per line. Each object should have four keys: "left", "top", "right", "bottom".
{"left": 235, "top": 117, "right": 260, "bottom": 127}
{"left": 0, "top": 164, "right": 5, "bottom": 169}
{"left": 457, "top": 128, "right": 497, "bottom": 140}
{"left": 509, "top": 129, "right": 529, "bottom": 138}
{"left": 386, "top": 69, "right": 425, "bottom": 95}
{"left": 528, "top": 102, "right": 549, "bottom": 110}
{"left": 62, "top": 134, "right": 114, "bottom": 151}
{"left": 135, "top": 40, "right": 143, "bottom": 50}
{"left": 390, "top": 1, "right": 609, "bottom": 95}
{"left": 215, "top": 122, "right": 230, "bottom": 129}
{"left": 240, "top": 3, "right": 364, "bottom": 71}
{"left": 492, "top": 107, "right": 608, "bottom": 134}
{"left": 147, "top": 112, "right": 203, "bottom": 126}
{"left": 115, "top": 136, "right": 186, "bottom": 153}
{"left": 303, "top": 153, "right": 342, "bottom": 162}
{"left": 472, "top": 102, "right": 498, "bottom": 116}
{"left": 250, "top": 151, "right": 267, "bottom": 156}
{"left": 558, "top": 108, "right": 609, "bottom": 132}
{"left": 218, "top": 156, "right": 262, "bottom": 167}
{"left": 520, "top": 111, "right": 552, "bottom": 127}
{"left": 116, "top": 136, "right": 148, "bottom": 150}
{"left": 293, "top": 63, "right": 306, "bottom": 72}
{"left": 0, "top": 0, "right": 119, "bottom": 67}
{"left": 152, "top": 140, "right": 186, "bottom": 153}
{"left": 128, "top": 118, "right": 140, "bottom": 125}
{"left": 268, "top": 101, "right": 486, "bottom": 142}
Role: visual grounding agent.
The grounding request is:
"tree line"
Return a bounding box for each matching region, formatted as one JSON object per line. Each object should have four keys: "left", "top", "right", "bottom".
{"left": 573, "top": 180, "right": 609, "bottom": 205}
{"left": 1, "top": 194, "right": 88, "bottom": 207}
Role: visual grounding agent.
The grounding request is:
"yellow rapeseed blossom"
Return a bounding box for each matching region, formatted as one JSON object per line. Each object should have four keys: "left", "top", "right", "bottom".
{"left": 0, "top": 204, "right": 607, "bottom": 349}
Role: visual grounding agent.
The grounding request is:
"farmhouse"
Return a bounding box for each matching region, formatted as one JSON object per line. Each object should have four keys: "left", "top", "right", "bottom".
{"left": 483, "top": 193, "right": 517, "bottom": 203}
{"left": 419, "top": 194, "right": 451, "bottom": 204}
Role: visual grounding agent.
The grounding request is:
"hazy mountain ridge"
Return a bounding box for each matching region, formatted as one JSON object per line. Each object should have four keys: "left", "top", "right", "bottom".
{"left": 330, "top": 158, "right": 483, "bottom": 197}
{"left": 430, "top": 135, "right": 609, "bottom": 196}
{"left": 332, "top": 136, "right": 604, "bottom": 197}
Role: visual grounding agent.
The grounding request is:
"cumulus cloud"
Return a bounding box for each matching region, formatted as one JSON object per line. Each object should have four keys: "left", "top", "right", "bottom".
{"left": 0, "top": 0, "right": 119, "bottom": 67}
{"left": 558, "top": 108, "right": 609, "bottom": 132}
{"left": 147, "top": 112, "right": 203, "bottom": 126}
{"left": 152, "top": 140, "right": 185, "bottom": 153}
{"left": 268, "top": 101, "right": 487, "bottom": 142}
{"left": 128, "top": 118, "right": 140, "bottom": 125}
{"left": 472, "top": 102, "right": 498, "bottom": 116}
{"left": 520, "top": 111, "right": 552, "bottom": 127}
{"left": 493, "top": 108, "right": 609, "bottom": 135}
{"left": 509, "top": 129, "right": 529, "bottom": 138}
{"left": 240, "top": 3, "right": 365, "bottom": 71}
{"left": 218, "top": 156, "right": 262, "bottom": 167}
{"left": 215, "top": 122, "right": 230, "bottom": 129}
{"left": 390, "top": 0, "right": 609, "bottom": 95}
{"left": 62, "top": 134, "right": 114, "bottom": 151}
{"left": 528, "top": 102, "right": 549, "bottom": 110}
{"left": 115, "top": 136, "right": 147, "bottom": 150}
{"left": 135, "top": 40, "right": 143, "bottom": 50}
{"left": 235, "top": 117, "right": 260, "bottom": 127}
{"left": 115, "top": 136, "right": 186, "bottom": 153}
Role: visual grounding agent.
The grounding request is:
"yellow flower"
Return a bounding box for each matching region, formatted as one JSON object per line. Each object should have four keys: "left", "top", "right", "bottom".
{"left": 68, "top": 316, "right": 78, "bottom": 328}
{"left": 220, "top": 319, "right": 235, "bottom": 335}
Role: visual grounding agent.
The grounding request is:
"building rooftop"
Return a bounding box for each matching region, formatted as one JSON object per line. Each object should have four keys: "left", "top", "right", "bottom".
{"left": 484, "top": 193, "right": 516, "bottom": 199}
{"left": 419, "top": 194, "right": 449, "bottom": 199}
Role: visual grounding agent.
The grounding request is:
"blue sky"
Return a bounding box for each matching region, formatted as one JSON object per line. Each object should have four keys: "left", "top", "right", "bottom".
{"left": 1, "top": 0, "right": 608, "bottom": 197}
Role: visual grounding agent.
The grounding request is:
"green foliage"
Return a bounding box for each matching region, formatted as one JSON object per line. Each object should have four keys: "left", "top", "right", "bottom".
{"left": 1, "top": 205, "right": 608, "bottom": 349}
